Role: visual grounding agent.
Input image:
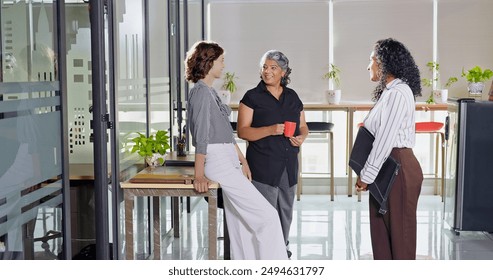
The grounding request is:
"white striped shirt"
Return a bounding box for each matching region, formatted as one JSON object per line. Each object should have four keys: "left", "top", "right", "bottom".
{"left": 360, "top": 78, "right": 416, "bottom": 184}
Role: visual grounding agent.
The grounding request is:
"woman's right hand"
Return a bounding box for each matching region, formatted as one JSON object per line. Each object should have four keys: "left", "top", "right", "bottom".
{"left": 193, "top": 176, "right": 210, "bottom": 193}
{"left": 270, "top": 123, "right": 285, "bottom": 136}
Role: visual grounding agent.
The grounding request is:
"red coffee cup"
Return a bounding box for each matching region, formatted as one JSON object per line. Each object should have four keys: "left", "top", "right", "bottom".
{"left": 284, "top": 121, "right": 296, "bottom": 137}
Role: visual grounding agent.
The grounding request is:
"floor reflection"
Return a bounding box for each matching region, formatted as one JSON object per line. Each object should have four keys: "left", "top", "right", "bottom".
{"left": 160, "top": 193, "right": 493, "bottom": 260}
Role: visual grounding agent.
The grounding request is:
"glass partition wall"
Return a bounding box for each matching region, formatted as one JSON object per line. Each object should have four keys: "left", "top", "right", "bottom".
{"left": 75, "top": 0, "right": 195, "bottom": 260}
{"left": 112, "top": 0, "right": 149, "bottom": 259}
{"left": 0, "top": 0, "right": 70, "bottom": 260}
{"left": 111, "top": 0, "right": 202, "bottom": 259}
{"left": 0, "top": 0, "right": 188, "bottom": 260}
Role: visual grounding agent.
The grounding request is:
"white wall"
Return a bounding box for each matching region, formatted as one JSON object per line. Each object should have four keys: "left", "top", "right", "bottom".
{"left": 438, "top": 0, "right": 493, "bottom": 99}
{"left": 207, "top": 1, "right": 330, "bottom": 103}
{"left": 334, "top": 0, "right": 433, "bottom": 102}
{"left": 206, "top": 0, "right": 493, "bottom": 103}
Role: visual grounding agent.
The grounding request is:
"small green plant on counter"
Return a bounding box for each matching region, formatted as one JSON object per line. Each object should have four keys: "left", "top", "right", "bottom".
{"left": 422, "top": 61, "right": 458, "bottom": 104}
{"left": 323, "top": 63, "right": 341, "bottom": 88}
{"left": 461, "top": 66, "right": 493, "bottom": 83}
{"left": 221, "top": 72, "right": 238, "bottom": 93}
{"left": 130, "top": 130, "right": 170, "bottom": 165}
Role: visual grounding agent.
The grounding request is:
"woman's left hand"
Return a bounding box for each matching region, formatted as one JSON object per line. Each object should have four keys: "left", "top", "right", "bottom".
{"left": 241, "top": 163, "right": 252, "bottom": 181}
{"left": 355, "top": 176, "right": 368, "bottom": 192}
{"left": 289, "top": 135, "right": 305, "bottom": 147}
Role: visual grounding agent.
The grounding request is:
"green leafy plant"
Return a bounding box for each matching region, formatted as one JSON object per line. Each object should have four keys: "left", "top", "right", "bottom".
{"left": 422, "top": 61, "right": 458, "bottom": 104}
{"left": 422, "top": 61, "right": 458, "bottom": 89}
{"left": 461, "top": 66, "right": 493, "bottom": 83}
{"left": 221, "top": 72, "right": 238, "bottom": 93}
{"left": 422, "top": 61, "right": 439, "bottom": 89}
{"left": 323, "top": 63, "right": 341, "bottom": 88}
{"left": 130, "top": 130, "right": 170, "bottom": 165}
{"left": 424, "top": 94, "right": 435, "bottom": 104}
{"left": 444, "top": 76, "right": 458, "bottom": 88}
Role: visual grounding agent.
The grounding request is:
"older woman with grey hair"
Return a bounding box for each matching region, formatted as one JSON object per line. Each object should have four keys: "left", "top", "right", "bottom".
{"left": 237, "top": 50, "right": 308, "bottom": 258}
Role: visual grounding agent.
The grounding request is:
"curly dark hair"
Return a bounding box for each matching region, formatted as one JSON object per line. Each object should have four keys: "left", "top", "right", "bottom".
{"left": 372, "top": 38, "right": 422, "bottom": 101}
{"left": 185, "top": 41, "right": 224, "bottom": 83}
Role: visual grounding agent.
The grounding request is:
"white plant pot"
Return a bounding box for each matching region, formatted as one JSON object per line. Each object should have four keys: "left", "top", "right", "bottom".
{"left": 218, "top": 90, "right": 232, "bottom": 105}
{"left": 145, "top": 153, "right": 166, "bottom": 167}
{"left": 468, "top": 82, "right": 484, "bottom": 95}
{"left": 433, "top": 89, "right": 448, "bottom": 104}
{"left": 327, "top": 89, "right": 341, "bottom": 104}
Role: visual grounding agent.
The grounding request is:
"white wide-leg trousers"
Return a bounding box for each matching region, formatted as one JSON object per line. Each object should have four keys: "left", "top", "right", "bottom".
{"left": 204, "top": 144, "right": 288, "bottom": 260}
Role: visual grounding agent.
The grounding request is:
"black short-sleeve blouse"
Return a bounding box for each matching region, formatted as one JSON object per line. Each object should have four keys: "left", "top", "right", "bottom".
{"left": 240, "top": 81, "right": 304, "bottom": 187}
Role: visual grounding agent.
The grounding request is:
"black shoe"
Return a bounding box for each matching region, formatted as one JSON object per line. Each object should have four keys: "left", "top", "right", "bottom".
{"left": 286, "top": 240, "right": 292, "bottom": 259}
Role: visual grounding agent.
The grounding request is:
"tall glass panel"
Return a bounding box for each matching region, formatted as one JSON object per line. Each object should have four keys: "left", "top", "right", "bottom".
{"left": 66, "top": 2, "right": 92, "bottom": 165}
{"left": 0, "top": 0, "right": 65, "bottom": 260}
{"left": 114, "top": 0, "right": 150, "bottom": 259}
{"left": 63, "top": 1, "right": 98, "bottom": 257}
{"left": 116, "top": 0, "right": 146, "bottom": 168}
{"left": 147, "top": 0, "right": 172, "bottom": 246}
{"left": 183, "top": 0, "right": 202, "bottom": 153}
{"left": 148, "top": 0, "right": 170, "bottom": 133}
{"left": 169, "top": 0, "right": 181, "bottom": 148}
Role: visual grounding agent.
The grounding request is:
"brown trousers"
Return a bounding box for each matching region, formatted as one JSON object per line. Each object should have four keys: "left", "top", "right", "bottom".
{"left": 369, "top": 148, "right": 423, "bottom": 260}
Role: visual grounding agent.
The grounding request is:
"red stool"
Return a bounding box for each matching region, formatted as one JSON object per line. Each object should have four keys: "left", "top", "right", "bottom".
{"left": 415, "top": 121, "right": 445, "bottom": 199}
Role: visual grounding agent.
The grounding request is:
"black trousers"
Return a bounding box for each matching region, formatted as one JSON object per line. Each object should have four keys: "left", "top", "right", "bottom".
{"left": 369, "top": 148, "right": 423, "bottom": 260}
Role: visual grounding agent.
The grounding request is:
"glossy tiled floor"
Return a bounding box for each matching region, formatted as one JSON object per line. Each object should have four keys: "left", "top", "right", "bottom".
{"left": 161, "top": 188, "right": 493, "bottom": 260}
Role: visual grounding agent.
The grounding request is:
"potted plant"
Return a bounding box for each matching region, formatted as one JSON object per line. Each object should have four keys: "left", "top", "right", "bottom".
{"left": 130, "top": 130, "right": 170, "bottom": 167}
{"left": 323, "top": 63, "right": 341, "bottom": 104}
{"left": 461, "top": 66, "right": 493, "bottom": 95}
{"left": 422, "top": 61, "right": 458, "bottom": 104}
{"left": 218, "top": 71, "right": 238, "bottom": 104}
{"left": 435, "top": 76, "right": 458, "bottom": 104}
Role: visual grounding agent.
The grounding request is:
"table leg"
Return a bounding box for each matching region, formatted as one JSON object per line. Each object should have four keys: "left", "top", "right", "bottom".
{"left": 152, "top": 197, "right": 160, "bottom": 259}
{"left": 223, "top": 209, "right": 230, "bottom": 260}
{"left": 347, "top": 108, "right": 362, "bottom": 201}
{"left": 440, "top": 132, "right": 445, "bottom": 202}
{"left": 347, "top": 108, "right": 354, "bottom": 197}
{"left": 208, "top": 191, "right": 218, "bottom": 260}
{"left": 330, "top": 131, "right": 335, "bottom": 201}
{"left": 124, "top": 191, "right": 134, "bottom": 260}
{"left": 172, "top": 197, "right": 179, "bottom": 238}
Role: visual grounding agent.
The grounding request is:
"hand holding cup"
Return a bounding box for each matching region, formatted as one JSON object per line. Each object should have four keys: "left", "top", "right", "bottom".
{"left": 284, "top": 121, "right": 296, "bottom": 137}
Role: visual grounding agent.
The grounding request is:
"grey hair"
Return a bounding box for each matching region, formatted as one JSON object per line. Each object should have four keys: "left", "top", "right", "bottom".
{"left": 259, "top": 50, "right": 292, "bottom": 86}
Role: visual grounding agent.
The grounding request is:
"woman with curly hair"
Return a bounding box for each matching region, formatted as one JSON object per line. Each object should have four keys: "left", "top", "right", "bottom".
{"left": 355, "top": 38, "right": 423, "bottom": 259}
{"left": 185, "top": 41, "right": 288, "bottom": 260}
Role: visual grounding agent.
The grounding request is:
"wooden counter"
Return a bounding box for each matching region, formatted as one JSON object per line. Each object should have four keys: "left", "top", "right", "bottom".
{"left": 121, "top": 165, "right": 220, "bottom": 260}
{"left": 230, "top": 102, "right": 448, "bottom": 201}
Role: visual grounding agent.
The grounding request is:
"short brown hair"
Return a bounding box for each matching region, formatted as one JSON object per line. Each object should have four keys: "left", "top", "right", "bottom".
{"left": 185, "top": 41, "right": 224, "bottom": 83}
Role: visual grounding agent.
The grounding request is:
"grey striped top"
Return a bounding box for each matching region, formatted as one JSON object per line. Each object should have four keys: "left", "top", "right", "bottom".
{"left": 187, "top": 80, "right": 236, "bottom": 155}
{"left": 360, "top": 78, "right": 416, "bottom": 184}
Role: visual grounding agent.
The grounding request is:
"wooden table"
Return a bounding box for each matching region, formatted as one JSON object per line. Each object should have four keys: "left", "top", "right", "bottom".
{"left": 121, "top": 165, "right": 220, "bottom": 260}
{"left": 230, "top": 102, "right": 448, "bottom": 200}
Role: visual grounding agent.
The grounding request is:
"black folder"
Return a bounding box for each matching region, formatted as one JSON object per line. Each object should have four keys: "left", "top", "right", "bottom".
{"left": 349, "top": 126, "right": 400, "bottom": 215}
